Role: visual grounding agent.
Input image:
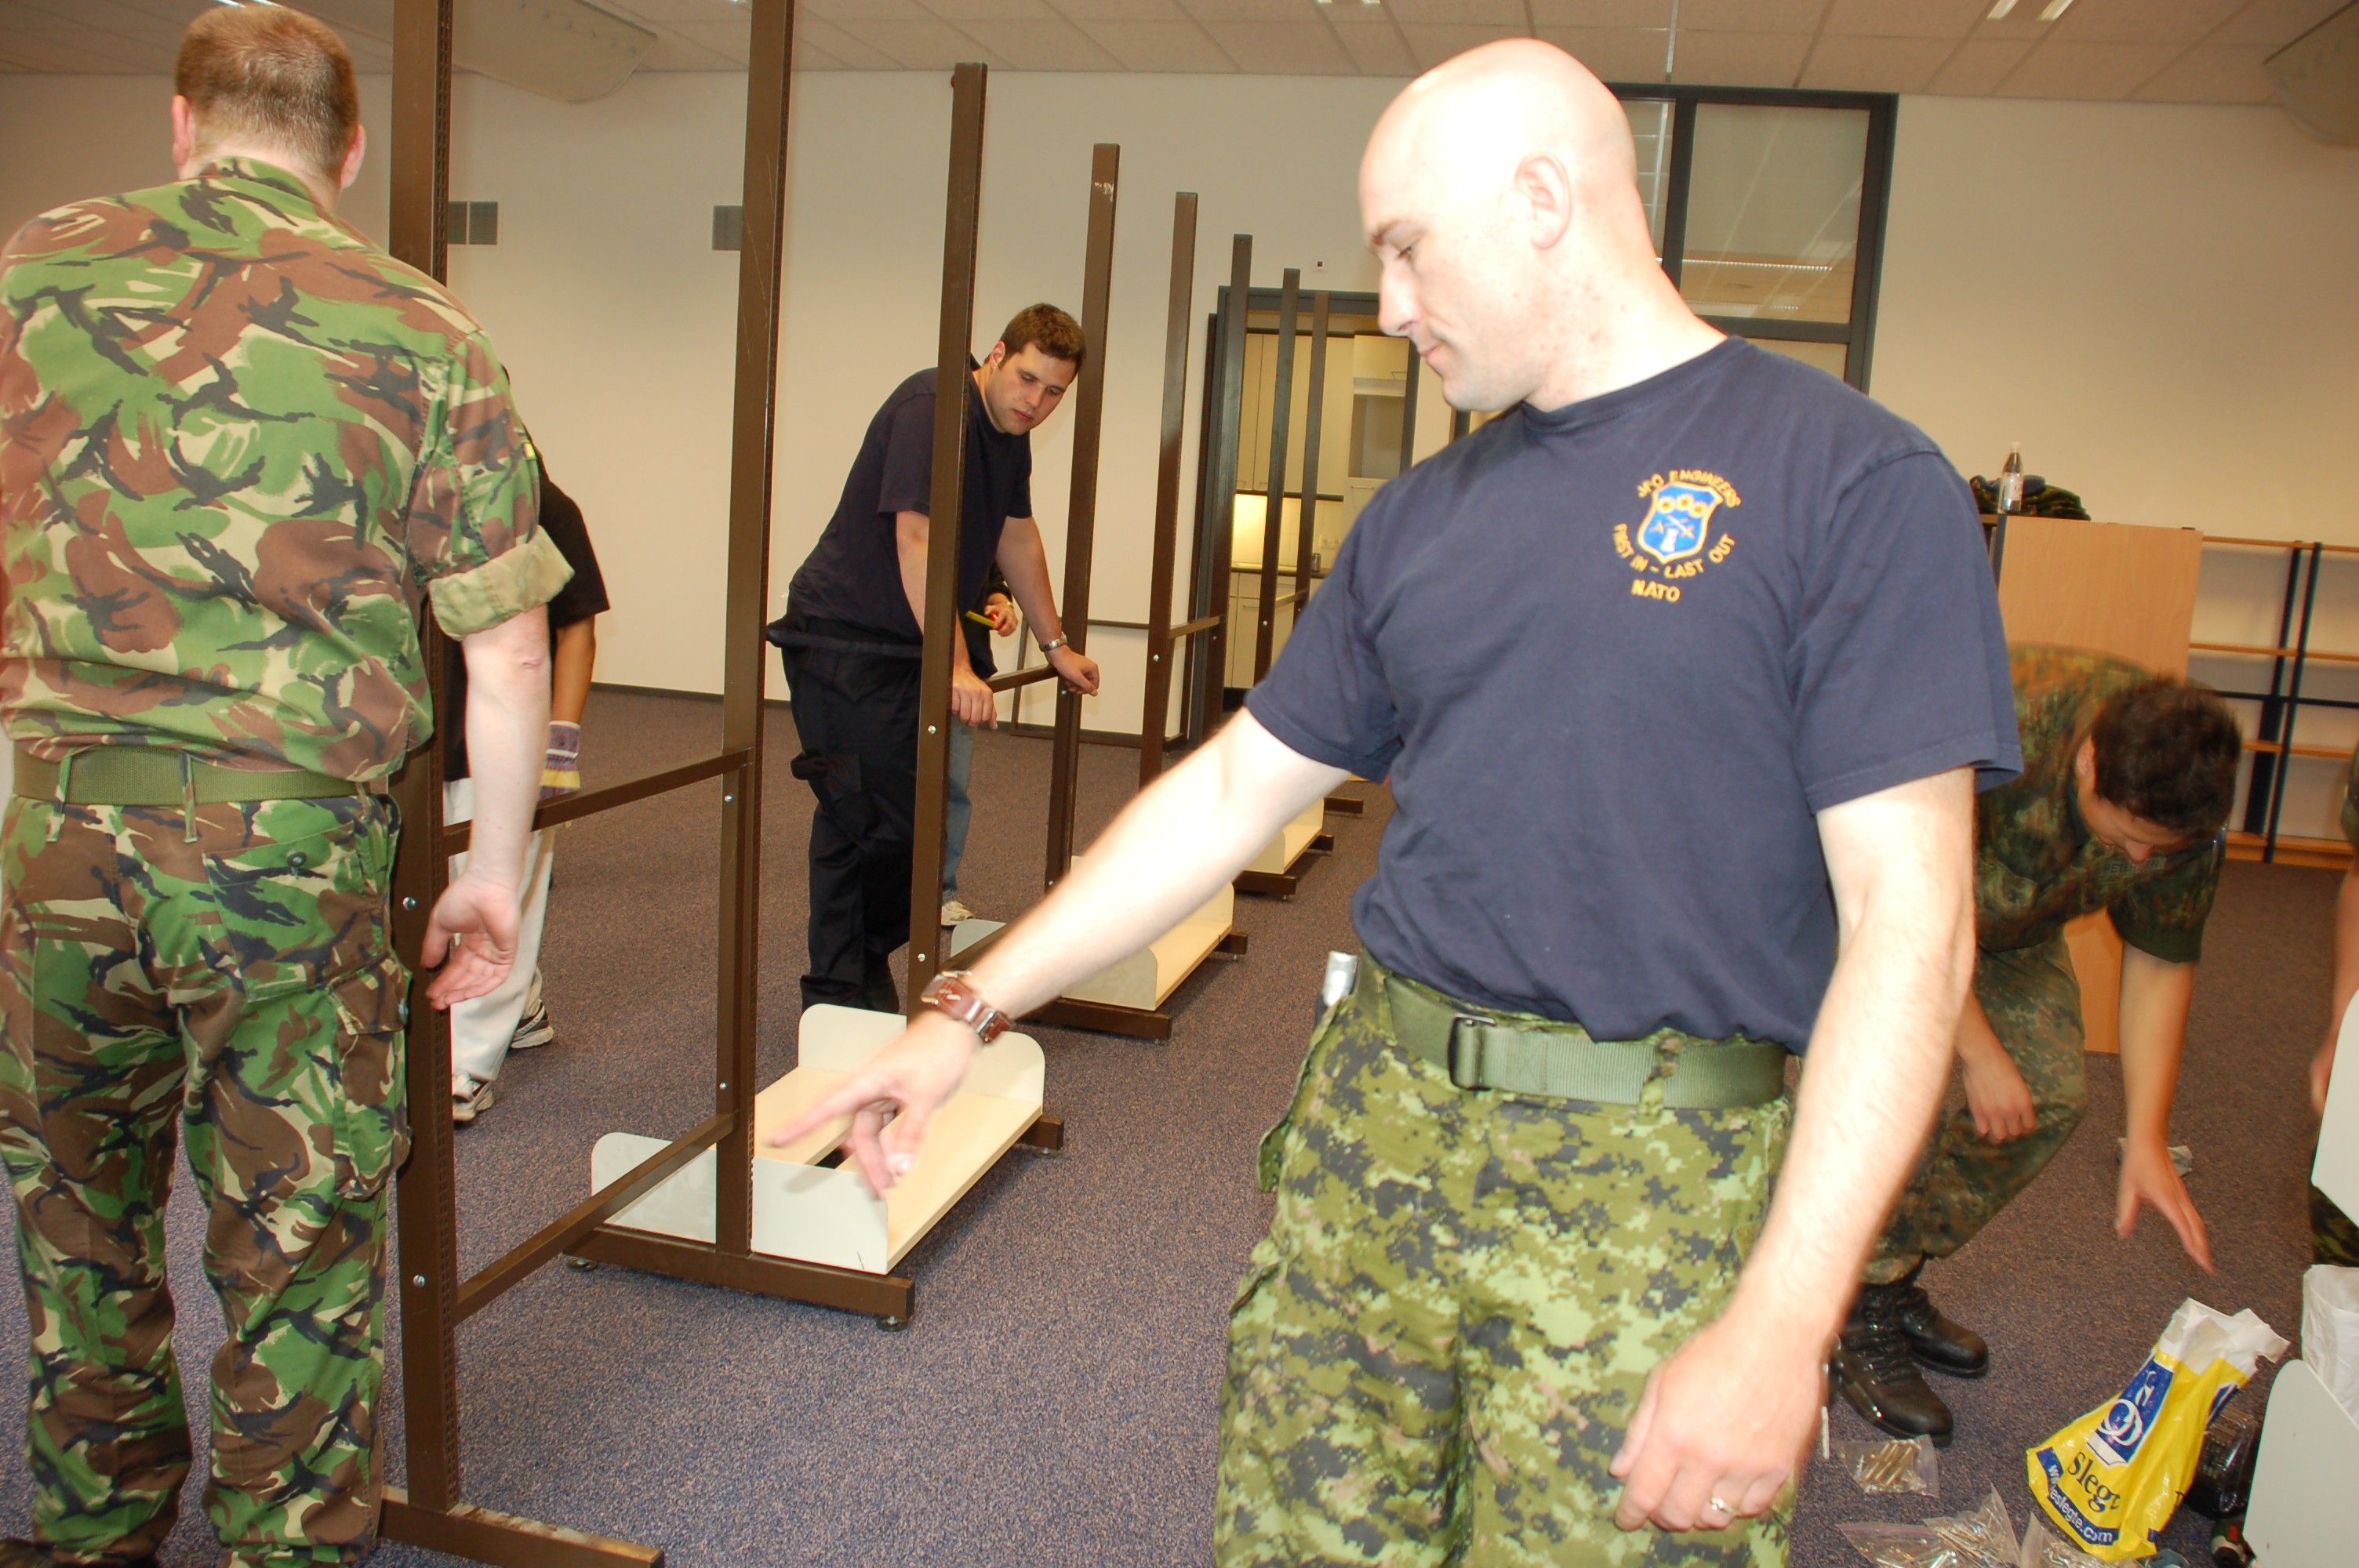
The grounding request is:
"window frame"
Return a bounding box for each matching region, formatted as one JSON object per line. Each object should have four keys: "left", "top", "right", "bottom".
{"left": 1605, "top": 83, "right": 1899, "bottom": 393}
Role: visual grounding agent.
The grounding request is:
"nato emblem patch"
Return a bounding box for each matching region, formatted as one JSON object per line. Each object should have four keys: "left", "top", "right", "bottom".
{"left": 1635, "top": 481, "right": 1722, "bottom": 565}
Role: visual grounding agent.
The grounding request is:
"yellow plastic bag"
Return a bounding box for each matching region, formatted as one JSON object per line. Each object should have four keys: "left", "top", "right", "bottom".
{"left": 2026, "top": 1298, "right": 2287, "bottom": 1561}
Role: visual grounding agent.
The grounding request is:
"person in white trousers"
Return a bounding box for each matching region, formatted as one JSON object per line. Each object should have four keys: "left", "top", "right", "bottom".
{"left": 451, "top": 464, "right": 608, "bottom": 1122}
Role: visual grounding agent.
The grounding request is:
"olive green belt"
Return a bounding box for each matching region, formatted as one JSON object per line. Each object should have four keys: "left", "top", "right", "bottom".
{"left": 1364, "top": 956, "right": 1788, "bottom": 1110}
{"left": 15, "top": 748, "right": 366, "bottom": 806}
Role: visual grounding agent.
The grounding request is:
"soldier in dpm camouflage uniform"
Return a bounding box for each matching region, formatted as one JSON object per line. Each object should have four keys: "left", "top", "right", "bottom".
{"left": 1837, "top": 646, "right": 2242, "bottom": 1447}
{"left": 0, "top": 9, "right": 563, "bottom": 1567}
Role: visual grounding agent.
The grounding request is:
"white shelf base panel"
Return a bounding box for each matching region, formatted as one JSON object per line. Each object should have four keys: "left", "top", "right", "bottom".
{"left": 1242, "top": 798, "right": 1325, "bottom": 877}
{"left": 589, "top": 1005, "right": 1044, "bottom": 1275}
{"left": 951, "top": 874, "right": 1234, "bottom": 1014}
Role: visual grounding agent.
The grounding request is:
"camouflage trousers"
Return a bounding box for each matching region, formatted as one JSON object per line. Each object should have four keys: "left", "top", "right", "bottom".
{"left": 1217, "top": 963, "right": 1795, "bottom": 1566}
{"left": 0, "top": 793, "right": 409, "bottom": 1566}
{"left": 1865, "top": 935, "right": 2085, "bottom": 1285}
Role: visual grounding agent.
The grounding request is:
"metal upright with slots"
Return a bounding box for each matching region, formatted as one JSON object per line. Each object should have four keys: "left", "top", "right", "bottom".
{"left": 951, "top": 195, "right": 1252, "bottom": 1042}
{"left": 375, "top": 28, "right": 1059, "bottom": 1563}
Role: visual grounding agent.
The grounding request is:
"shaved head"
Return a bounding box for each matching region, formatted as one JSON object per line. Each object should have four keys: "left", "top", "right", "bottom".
{"left": 1361, "top": 39, "right": 1717, "bottom": 414}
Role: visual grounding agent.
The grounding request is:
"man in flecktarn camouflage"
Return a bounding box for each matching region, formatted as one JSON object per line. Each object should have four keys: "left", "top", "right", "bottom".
{"left": 0, "top": 9, "right": 564, "bottom": 1566}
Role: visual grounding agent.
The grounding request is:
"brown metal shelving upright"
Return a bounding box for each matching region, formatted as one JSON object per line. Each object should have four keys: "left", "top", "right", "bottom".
{"left": 2189, "top": 534, "right": 2359, "bottom": 866}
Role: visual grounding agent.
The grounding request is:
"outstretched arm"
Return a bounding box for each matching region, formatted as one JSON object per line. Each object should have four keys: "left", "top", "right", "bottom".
{"left": 897, "top": 509, "right": 996, "bottom": 727}
{"left": 2116, "top": 946, "right": 2210, "bottom": 1269}
{"left": 995, "top": 516, "right": 1100, "bottom": 697}
{"left": 425, "top": 605, "right": 551, "bottom": 1007}
{"left": 1612, "top": 766, "right": 1974, "bottom": 1533}
{"left": 771, "top": 711, "right": 1345, "bottom": 1190}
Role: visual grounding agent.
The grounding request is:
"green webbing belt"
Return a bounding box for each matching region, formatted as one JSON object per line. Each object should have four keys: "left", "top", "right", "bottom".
{"left": 1364, "top": 956, "right": 1788, "bottom": 1110}
{"left": 15, "top": 747, "right": 365, "bottom": 806}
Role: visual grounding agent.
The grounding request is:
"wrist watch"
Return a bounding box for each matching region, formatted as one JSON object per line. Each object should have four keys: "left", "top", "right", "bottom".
{"left": 1038, "top": 634, "right": 1068, "bottom": 655}
{"left": 918, "top": 971, "right": 1011, "bottom": 1044}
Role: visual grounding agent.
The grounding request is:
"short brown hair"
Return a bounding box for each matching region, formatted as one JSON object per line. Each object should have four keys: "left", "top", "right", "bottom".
{"left": 176, "top": 6, "right": 361, "bottom": 179}
{"left": 2091, "top": 677, "right": 2244, "bottom": 840}
{"left": 998, "top": 304, "right": 1086, "bottom": 371}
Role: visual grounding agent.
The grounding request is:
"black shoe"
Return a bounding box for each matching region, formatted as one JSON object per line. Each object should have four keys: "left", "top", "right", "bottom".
{"left": 1891, "top": 1264, "right": 1988, "bottom": 1378}
{"left": 1834, "top": 1279, "right": 1955, "bottom": 1445}
{"left": 2, "top": 1541, "right": 160, "bottom": 1568}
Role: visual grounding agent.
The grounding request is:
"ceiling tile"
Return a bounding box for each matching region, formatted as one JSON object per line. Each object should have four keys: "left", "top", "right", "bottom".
{"left": 598, "top": 0, "right": 754, "bottom": 21}
{"left": 1668, "top": 29, "right": 1812, "bottom": 85}
{"left": 1534, "top": 24, "right": 1672, "bottom": 80}
{"left": 1798, "top": 31, "right": 1952, "bottom": 89}
{"left": 1048, "top": 0, "right": 1188, "bottom": 18}
{"left": 343, "top": 31, "right": 396, "bottom": 69}
{"left": 924, "top": 0, "right": 1060, "bottom": 20}
{"left": 1327, "top": 13, "right": 1419, "bottom": 73}
{"left": 1396, "top": 20, "right": 1530, "bottom": 67}
{"left": 2211, "top": 0, "right": 2350, "bottom": 47}
{"left": 1180, "top": 0, "right": 1321, "bottom": 21}
{"left": 796, "top": 13, "right": 908, "bottom": 65}
{"left": 801, "top": 0, "right": 940, "bottom": 20}
{"left": 1197, "top": 18, "right": 1358, "bottom": 70}
{"left": 955, "top": 15, "right": 1125, "bottom": 63}
{"left": 2045, "top": 0, "right": 2245, "bottom": 45}
{"left": 0, "top": 29, "right": 147, "bottom": 70}
{"left": 641, "top": 30, "right": 741, "bottom": 68}
{"left": 1995, "top": 38, "right": 2184, "bottom": 96}
{"left": 1081, "top": 16, "right": 1239, "bottom": 66}
{"left": 1388, "top": 0, "right": 1525, "bottom": 25}
{"left": 1925, "top": 34, "right": 2028, "bottom": 91}
{"left": 1821, "top": 0, "right": 1989, "bottom": 40}
{"left": 1524, "top": 0, "right": 1672, "bottom": 27}
{"left": 665, "top": 18, "right": 758, "bottom": 64}
{"left": 1675, "top": 0, "right": 1826, "bottom": 31}
{"left": 830, "top": 16, "right": 1010, "bottom": 65}
{"left": 13, "top": 0, "right": 165, "bottom": 30}
{"left": 797, "top": 40, "right": 851, "bottom": 66}
{"left": 2130, "top": 40, "right": 2274, "bottom": 100}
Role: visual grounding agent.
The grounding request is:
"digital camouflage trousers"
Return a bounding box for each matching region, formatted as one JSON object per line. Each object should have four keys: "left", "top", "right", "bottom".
{"left": 1866, "top": 934, "right": 2086, "bottom": 1286}
{"left": 0, "top": 793, "right": 409, "bottom": 1566}
{"left": 1218, "top": 964, "right": 1795, "bottom": 1567}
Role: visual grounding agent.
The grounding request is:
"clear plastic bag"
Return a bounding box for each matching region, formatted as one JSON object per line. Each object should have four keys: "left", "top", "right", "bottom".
{"left": 1838, "top": 1523, "right": 1965, "bottom": 1568}
{"left": 1841, "top": 1487, "right": 2016, "bottom": 1568}
{"left": 1925, "top": 1486, "right": 2019, "bottom": 1568}
{"left": 2019, "top": 1514, "right": 2107, "bottom": 1568}
{"left": 1836, "top": 1435, "right": 1942, "bottom": 1497}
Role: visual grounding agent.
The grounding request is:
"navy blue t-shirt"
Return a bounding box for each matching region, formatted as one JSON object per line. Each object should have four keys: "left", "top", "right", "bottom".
{"left": 1248, "top": 339, "right": 2020, "bottom": 1051}
{"left": 787, "top": 362, "right": 1032, "bottom": 642}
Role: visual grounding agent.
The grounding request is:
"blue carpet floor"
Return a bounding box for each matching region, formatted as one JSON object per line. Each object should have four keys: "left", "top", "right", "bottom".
{"left": 0, "top": 689, "right": 2333, "bottom": 1565}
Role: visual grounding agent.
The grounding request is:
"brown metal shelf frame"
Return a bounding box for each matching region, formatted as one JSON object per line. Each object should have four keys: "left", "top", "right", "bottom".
{"left": 2188, "top": 534, "right": 2358, "bottom": 863}
{"left": 375, "top": 25, "right": 1055, "bottom": 1564}
{"left": 1011, "top": 193, "right": 1252, "bottom": 1040}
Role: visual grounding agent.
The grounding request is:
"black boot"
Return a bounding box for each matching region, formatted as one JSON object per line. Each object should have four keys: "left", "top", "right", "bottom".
{"left": 1891, "top": 1263, "right": 1988, "bottom": 1377}
{"left": 1834, "top": 1279, "right": 1955, "bottom": 1445}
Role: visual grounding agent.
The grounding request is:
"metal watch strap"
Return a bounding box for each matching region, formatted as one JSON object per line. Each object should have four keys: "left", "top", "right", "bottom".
{"left": 1038, "top": 634, "right": 1068, "bottom": 654}
{"left": 919, "top": 971, "right": 1010, "bottom": 1044}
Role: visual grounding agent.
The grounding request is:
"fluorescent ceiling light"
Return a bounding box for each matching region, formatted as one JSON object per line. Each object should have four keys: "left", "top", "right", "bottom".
{"left": 1986, "top": 0, "right": 2017, "bottom": 17}
{"left": 2037, "top": 0, "right": 2074, "bottom": 17}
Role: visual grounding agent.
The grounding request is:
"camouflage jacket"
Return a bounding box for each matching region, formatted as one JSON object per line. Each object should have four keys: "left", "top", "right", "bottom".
{"left": 1975, "top": 645, "right": 2222, "bottom": 964}
{"left": 0, "top": 158, "right": 567, "bottom": 781}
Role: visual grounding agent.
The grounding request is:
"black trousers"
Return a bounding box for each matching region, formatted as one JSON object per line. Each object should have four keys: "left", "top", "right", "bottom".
{"left": 777, "top": 617, "right": 922, "bottom": 1013}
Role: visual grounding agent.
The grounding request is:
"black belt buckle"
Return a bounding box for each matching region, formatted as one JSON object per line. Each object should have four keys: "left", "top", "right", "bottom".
{"left": 1446, "top": 1013, "right": 1494, "bottom": 1091}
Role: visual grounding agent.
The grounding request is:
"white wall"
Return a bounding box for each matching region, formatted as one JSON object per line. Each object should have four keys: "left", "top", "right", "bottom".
{"left": 1874, "top": 96, "right": 2359, "bottom": 837}
{"left": 1874, "top": 95, "right": 2359, "bottom": 539}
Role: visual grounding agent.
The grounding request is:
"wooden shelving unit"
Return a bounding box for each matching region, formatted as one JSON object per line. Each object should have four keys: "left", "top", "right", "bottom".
{"left": 2188, "top": 534, "right": 2359, "bottom": 866}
